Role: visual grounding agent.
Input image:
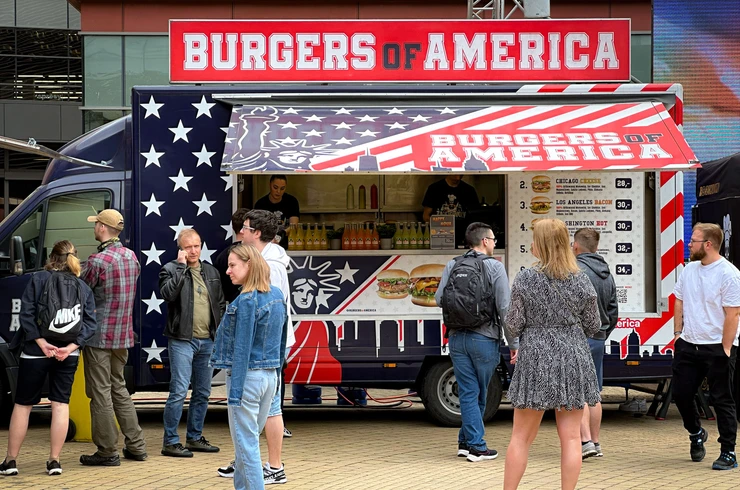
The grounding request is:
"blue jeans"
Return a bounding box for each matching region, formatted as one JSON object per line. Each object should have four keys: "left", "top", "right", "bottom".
{"left": 228, "top": 369, "right": 278, "bottom": 490}
{"left": 449, "top": 330, "right": 500, "bottom": 452}
{"left": 163, "top": 338, "right": 214, "bottom": 445}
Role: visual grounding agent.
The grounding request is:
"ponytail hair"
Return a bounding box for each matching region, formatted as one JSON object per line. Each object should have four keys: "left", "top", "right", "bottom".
{"left": 45, "top": 240, "right": 81, "bottom": 277}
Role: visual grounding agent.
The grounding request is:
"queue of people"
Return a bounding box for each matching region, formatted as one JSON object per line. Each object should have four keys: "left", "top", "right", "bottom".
{"left": 0, "top": 181, "right": 738, "bottom": 488}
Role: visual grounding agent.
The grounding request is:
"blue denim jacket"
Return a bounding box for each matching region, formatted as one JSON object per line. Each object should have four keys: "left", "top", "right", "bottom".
{"left": 210, "top": 286, "right": 287, "bottom": 406}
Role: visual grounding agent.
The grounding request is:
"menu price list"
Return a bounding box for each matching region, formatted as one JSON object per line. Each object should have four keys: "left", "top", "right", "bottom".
{"left": 508, "top": 172, "right": 645, "bottom": 312}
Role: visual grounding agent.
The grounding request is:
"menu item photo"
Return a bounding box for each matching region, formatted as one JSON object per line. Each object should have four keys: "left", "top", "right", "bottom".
{"left": 408, "top": 264, "right": 445, "bottom": 307}
{"left": 530, "top": 196, "right": 553, "bottom": 214}
{"left": 376, "top": 269, "right": 410, "bottom": 299}
{"left": 531, "top": 175, "right": 551, "bottom": 193}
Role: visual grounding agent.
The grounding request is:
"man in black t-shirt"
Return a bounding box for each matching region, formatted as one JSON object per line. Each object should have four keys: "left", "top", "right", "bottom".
{"left": 254, "top": 175, "right": 300, "bottom": 249}
{"left": 422, "top": 175, "right": 479, "bottom": 247}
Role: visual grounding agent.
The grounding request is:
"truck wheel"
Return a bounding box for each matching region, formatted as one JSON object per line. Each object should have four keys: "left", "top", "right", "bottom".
{"left": 420, "top": 360, "right": 503, "bottom": 427}
{"left": 66, "top": 419, "right": 76, "bottom": 442}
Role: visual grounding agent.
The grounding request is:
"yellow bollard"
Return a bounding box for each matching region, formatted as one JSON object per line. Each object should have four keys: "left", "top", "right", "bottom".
{"left": 68, "top": 354, "right": 92, "bottom": 442}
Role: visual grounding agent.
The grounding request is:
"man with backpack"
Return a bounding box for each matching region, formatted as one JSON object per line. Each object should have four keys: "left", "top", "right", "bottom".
{"left": 79, "top": 209, "right": 147, "bottom": 466}
{"left": 435, "top": 222, "right": 517, "bottom": 462}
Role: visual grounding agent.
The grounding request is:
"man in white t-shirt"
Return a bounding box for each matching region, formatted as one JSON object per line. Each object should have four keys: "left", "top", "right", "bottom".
{"left": 673, "top": 223, "right": 740, "bottom": 471}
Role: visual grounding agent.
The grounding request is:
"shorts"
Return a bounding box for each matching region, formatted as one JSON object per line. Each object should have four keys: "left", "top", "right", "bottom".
{"left": 588, "top": 338, "right": 606, "bottom": 392}
{"left": 268, "top": 368, "right": 282, "bottom": 417}
{"left": 15, "top": 356, "right": 79, "bottom": 405}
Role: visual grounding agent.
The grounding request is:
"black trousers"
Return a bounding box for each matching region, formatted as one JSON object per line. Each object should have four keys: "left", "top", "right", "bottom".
{"left": 672, "top": 338, "right": 737, "bottom": 452}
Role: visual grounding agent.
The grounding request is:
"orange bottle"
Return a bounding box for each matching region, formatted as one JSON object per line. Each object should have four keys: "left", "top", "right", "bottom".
{"left": 350, "top": 223, "right": 358, "bottom": 250}
{"left": 363, "top": 223, "right": 372, "bottom": 249}
{"left": 342, "top": 223, "right": 351, "bottom": 250}
{"left": 371, "top": 223, "right": 380, "bottom": 250}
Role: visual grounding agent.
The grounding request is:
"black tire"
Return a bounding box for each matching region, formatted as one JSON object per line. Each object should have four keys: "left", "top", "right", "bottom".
{"left": 420, "top": 360, "right": 503, "bottom": 427}
{"left": 66, "top": 419, "right": 76, "bottom": 442}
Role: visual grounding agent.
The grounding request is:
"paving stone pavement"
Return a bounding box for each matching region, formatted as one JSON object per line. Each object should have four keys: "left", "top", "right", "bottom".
{"left": 0, "top": 387, "right": 739, "bottom": 489}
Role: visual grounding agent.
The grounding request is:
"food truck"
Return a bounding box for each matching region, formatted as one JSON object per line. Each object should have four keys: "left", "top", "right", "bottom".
{"left": 0, "top": 19, "right": 697, "bottom": 426}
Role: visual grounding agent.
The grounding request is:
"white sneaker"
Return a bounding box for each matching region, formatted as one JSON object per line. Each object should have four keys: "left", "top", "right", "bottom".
{"left": 283, "top": 427, "right": 292, "bottom": 438}
{"left": 217, "top": 460, "right": 235, "bottom": 478}
{"left": 582, "top": 441, "right": 597, "bottom": 459}
{"left": 263, "top": 462, "right": 288, "bottom": 485}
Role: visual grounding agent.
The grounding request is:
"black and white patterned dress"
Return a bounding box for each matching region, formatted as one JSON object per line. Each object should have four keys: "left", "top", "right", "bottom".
{"left": 506, "top": 267, "right": 602, "bottom": 410}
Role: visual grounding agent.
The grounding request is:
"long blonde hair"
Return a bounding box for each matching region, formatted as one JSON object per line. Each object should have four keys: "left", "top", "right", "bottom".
{"left": 45, "top": 240, "right": 81, "bottom": 277}
{"left": 533, "top": 219, "right": 580, "bottom": 280}
{"left": 229, "top": 244, "right": 271, "bottom": 293}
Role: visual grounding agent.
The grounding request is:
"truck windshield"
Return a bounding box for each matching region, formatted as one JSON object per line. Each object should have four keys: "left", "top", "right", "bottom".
{"left": 1, "top": 186, "right": 41, "bottom": 226}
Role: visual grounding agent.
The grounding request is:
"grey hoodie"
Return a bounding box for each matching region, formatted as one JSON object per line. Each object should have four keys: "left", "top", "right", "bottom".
{"left": 261, "top": 242, "right": 295, "bottom": 351}
{"left": 577, "top": 253, "right": 618, "bottom": 340}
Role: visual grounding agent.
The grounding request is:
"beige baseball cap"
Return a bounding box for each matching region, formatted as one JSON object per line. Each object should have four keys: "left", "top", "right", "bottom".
{"left": 87, "top": 209, "right": 124, "bottom": 231}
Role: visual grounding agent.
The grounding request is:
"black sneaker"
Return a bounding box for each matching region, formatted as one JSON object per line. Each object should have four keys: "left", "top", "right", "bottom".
{"left": 161, "top": 443, "right": 193, "bottom": 458}
{"left": 466, "top": 447, "right": 499, "bottom": 462}
{"left": 263, "top": 462, "right": 288, "bottom": 485}
{"left": 689, "top": 428, "right": 708, "bottom": 462}
{"left": 46, "top": 460, "right": 62, "bottom": 476}
{"left": 80, "top": 453, "right": 121, "bottom": 466}
{"left": 0, "top": 458, "right": 18, "bottom": 476}
{"left": 186, "top": 436, "right": 220, "bottom": 453}
{"left": 457, "top": 443, "right": 470, "bottom": 458}
{"left": 712, "top": 451, "right": 738, "bottom": 470}
{"left": 217, "top": 460, "right": 235, "bottom": 478}
{"left": 122, "top": 448, "right": 148, "bottom": 461}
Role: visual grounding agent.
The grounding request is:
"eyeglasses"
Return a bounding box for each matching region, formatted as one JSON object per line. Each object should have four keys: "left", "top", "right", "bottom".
{"left": 242, "top": 225, "right": 256, "bottom": 232}
{"left": 689, "top": 239, "right": 709, "bottom": 244}
{"left": 484, "top": 236, "right": 497, "bottom": 245}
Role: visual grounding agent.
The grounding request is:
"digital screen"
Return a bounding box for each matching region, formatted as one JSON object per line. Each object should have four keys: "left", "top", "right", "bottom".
{"left": 654, "top": 0, "right": 740, "bottom": 162}
{"left": 654, "top": 0, "right": 740, "bottom": 258}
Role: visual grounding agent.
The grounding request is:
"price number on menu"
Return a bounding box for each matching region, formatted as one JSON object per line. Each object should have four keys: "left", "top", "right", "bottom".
{"left": 616, "top": 220, "right": 632, "bottom": 232}
{"left": 615, "top": 199, "right": 632, "bottom": 210}
{"left": 615, "top": 264, "right": 633, "bottom": 275}
{"left": 615, "top": 178, "right": 632, "bottom": 189}
{"left": 616, "top": 243, "right": 633, "bottom": 254}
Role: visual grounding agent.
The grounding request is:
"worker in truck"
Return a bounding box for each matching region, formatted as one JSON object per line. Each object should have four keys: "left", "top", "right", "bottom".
{"left": 422, "top": 175, "right": 479, "bottom": 248}
{"left": 254, "top": 175, "right": 300, "bottom": 249}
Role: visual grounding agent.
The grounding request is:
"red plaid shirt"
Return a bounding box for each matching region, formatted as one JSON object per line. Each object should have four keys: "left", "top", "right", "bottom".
{"left": 81, "top": 241, "right": 140, "bottom": 350}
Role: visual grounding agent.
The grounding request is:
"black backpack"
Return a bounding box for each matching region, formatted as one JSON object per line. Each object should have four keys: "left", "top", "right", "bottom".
{"left": 441, "top": 251, "right": 500, "bottom": 331}
{"left": 37, "top": 272, "right": 84, "bottom": 345}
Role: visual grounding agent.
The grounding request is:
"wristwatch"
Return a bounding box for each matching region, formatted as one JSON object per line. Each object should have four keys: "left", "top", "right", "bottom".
{"left": 674, "top": 331, "right": 682, "bottom": 335}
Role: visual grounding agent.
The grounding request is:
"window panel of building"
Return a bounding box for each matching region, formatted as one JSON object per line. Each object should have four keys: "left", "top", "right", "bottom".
{"left": 68, "top": 4, "right": 80, "bottom": 30}
{"left": 0, "top": 0, "right": 14, "bottom": 28}
{"left": 84, "top": 110, "right": 127, "bottom": 132}
{"left": 0, "top": 28, "right": 14, "bottom": 54}
{"left": 124, "top": 36, "right": 169, "bottom": 106}
{"left": 631, "top": 33, "right": 652, "bottom": 83}
{"left": 17, "top": 0, "right": 69, "bottom": 30}
{"left": 16, "top": 56, "right": 69, "bottom": 100}
{"left": 0, "top": 56, "right": 13, "bottom": 99}
{"left": 84, "top": 36, "right": 122, "bottom": 107}
{"left": 16, "top": 28, "right": 69, "bottom": 57}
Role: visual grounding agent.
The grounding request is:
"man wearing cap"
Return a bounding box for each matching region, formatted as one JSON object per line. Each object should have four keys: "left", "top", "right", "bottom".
{"left": 79, "top": 209, "right": 148, "bottom": 466}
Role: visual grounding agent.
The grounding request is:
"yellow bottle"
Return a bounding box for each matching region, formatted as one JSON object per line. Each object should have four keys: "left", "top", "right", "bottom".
{"left": 409, "top": 222, "right": 418, "bottom": 249}
{"left": 312, "top": 223, "right": 321, "bottom": 250}
{"left": 287, "top": 224, "right": 296, "bottom": 250}
{"left": 320, "top": 223, "right": 328, "bottom": 250}
{"left": 307, "top": 223, "right": 317, "bottom": 251}
{"left": 296, "top": 224, "right": 305, "bottom": 251}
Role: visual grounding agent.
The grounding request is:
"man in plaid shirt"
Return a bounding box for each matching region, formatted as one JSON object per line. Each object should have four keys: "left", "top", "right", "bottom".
{"left": 79, "top": 209, "right": 148, "bottom": 466}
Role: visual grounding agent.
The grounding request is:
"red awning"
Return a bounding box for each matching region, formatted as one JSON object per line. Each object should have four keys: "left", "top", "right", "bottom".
{"left": 221, "top": 102, "right": 698, "bottom": 173}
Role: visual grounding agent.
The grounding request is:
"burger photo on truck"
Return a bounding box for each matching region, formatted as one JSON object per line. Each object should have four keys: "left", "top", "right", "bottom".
{"left": 530, "top": 196, "right": 553, "bottom": 214}
{"left": 408, "top": 264, "right": 445, "bottom": 307}
{"left": 376, "top": 269, "right": 410, "bottom": 299}
{"left": 531, "top": 175, "right": 551, "bottom": 193}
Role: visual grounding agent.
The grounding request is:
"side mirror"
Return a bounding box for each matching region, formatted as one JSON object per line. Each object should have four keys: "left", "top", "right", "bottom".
{"left": 9, "top": 236, "right": 24, "bottom": 276}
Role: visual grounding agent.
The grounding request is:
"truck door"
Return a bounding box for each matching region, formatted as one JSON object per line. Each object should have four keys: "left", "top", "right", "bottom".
{"left": 0, "top": 186, "right": 118, "bottom": 344}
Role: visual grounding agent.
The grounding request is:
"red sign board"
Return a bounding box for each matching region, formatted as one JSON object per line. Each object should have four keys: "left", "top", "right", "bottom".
{"left": 169, "top": 19, "right": 631, "bottom": 84}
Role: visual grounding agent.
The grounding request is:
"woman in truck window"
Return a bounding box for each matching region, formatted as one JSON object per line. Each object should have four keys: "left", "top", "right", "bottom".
{"left": 502, "top": 219, "right": 601, "bottom": 490}
{"left": 210, "top": 244, "right": 287, "bottom": 490}
{"left": 0, "top": 240, "right": 97, "bottom": 478}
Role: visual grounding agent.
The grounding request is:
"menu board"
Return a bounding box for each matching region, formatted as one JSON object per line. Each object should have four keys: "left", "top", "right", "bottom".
{"left": 507, "top": 172, "right": 645, "bottom": 312}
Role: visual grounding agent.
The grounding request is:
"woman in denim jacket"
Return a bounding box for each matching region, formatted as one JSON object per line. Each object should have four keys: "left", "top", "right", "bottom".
{"left": 210, "top": 244, "right": 287, "bottom": 490}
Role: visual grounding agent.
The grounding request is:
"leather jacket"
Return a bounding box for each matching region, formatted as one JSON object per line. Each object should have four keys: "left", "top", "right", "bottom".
{"left": 159, "top": 260, "right": 226, "bottom": 340}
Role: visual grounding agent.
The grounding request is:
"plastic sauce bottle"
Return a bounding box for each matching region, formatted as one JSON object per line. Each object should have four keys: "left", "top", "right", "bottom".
{"left": 370, "top": 184, "right": 378, "bottom": 209}
{"left": 358, "top": 185, "right": 366, "bottom": 209}
{"left": 346, "top": 184, "right": 355, "bottom": 209}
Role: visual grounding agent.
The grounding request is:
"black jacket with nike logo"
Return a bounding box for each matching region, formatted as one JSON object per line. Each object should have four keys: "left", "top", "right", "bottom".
{"left": 13, "top": 271, "right": 97, "bottom": 357}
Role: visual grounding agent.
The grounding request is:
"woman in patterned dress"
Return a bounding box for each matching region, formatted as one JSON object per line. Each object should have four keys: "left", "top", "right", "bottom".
{"left": 503, "top": 219, "right": 601, "bottom": 490}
